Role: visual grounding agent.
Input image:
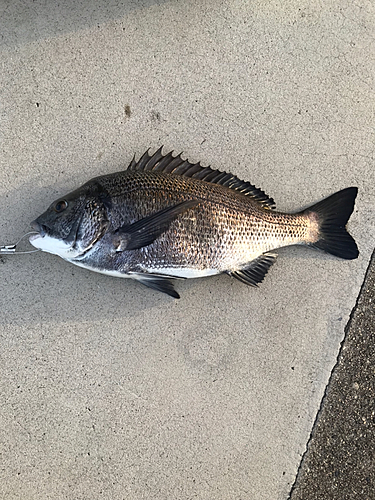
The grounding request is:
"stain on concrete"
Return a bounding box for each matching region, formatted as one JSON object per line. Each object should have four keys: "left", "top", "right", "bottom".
{"left": 151, "top": 110, "right": 161, "bottom": 122}
{"left": 124, "top": 104, "right": 131, "bottom": 118}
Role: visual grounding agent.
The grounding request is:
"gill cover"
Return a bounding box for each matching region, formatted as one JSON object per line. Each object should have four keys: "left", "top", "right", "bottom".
{"left": 74, "top": 196, "right": 109, "bottom": 256}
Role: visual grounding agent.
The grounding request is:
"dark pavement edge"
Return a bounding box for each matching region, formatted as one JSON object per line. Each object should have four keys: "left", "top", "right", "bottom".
{"left": 288, "top": 249, "right": 375, "bottom": 500}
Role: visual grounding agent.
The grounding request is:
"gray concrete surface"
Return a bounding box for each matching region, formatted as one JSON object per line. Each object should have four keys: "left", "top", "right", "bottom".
{"left": 0, "top": 1, "right": 374, "bottom": 499}
{"left": 290, "top": 251, "right": 375, "bottom": 500}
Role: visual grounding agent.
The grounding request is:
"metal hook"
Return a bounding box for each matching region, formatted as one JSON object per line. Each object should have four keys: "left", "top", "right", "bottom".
{"left": 0, "top": 232, "right": 40, "bottom": 255}
{"left": 0, "top": 244, "right": 17, "bottom": 254}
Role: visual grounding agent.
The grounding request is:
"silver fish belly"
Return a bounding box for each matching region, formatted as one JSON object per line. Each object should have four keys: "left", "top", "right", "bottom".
{"left": 29, "top": 147, "right": 359, "bottom": 298}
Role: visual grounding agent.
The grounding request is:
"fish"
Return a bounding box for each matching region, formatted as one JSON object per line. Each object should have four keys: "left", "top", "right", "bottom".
{"left": 29, "top": 147, "right": 359, "bottom": 298}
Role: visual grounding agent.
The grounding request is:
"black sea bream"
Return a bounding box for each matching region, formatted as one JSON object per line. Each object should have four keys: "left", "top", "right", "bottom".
{"left": 29, "top": 148, "right": 359, "bottom": 298}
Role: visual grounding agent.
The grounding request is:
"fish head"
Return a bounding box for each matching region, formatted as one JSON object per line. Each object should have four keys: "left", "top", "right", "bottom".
{"left": 29, "top": 182, "right": 110, "bottom": 260}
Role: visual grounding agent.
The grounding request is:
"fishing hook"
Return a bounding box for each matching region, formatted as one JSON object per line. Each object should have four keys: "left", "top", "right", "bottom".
{"left": 0, "top": 232, "right": 40, "bottom": 254}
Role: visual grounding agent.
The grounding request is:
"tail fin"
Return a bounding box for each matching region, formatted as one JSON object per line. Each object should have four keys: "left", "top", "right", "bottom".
{"left": 304, "top": 187, "right": 359, "bottom": 260}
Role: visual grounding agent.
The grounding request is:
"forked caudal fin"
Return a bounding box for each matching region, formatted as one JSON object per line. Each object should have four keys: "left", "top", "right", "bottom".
{"left": 304, "top": 187, "right": 359, "bottom": 260}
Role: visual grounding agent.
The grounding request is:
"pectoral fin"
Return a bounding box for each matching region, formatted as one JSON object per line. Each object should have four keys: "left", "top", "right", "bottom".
{"left": 229, "top": 253, "right": 277, "bottom": 287}
{"left": 112, "top": 200, "right": 199, "bottom": 251}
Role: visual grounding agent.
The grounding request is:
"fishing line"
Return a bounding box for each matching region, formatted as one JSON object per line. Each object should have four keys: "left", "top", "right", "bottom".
{"left": 0, "top": 232, "right": 40, "bottom": 254}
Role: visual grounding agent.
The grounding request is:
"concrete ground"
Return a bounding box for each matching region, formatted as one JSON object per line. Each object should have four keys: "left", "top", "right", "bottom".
{"left": 290, "top": 251, "right": 375, "bottom": 500}
{"left": 0, "top": 1, "right": 374, "bottom": 499}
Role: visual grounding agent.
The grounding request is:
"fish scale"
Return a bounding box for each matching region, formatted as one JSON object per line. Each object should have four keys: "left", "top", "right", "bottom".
{"left": 29, "top": 148, "right": 359, "bottom": 298}
{"left": 96, "top": 172, "right": 304, "bottom": 268}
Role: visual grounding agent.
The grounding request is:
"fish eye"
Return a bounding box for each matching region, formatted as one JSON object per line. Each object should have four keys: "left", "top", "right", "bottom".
{"left": 54, "top": 200, "right": 68, "bottom": 213}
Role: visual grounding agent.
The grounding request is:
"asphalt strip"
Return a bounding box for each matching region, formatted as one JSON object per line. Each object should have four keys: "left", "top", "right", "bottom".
{"left": 289, "top": 249, "right": 375, "bottom": 500}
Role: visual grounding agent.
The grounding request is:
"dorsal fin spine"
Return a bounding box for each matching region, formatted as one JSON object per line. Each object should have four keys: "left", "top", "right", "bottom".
{"left": 127, "top": 147, "right": 275, "bottom": 209}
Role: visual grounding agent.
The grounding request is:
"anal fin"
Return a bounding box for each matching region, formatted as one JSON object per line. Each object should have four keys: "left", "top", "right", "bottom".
{"left": 229, "top": 253, "right": 277, "bottom": 287}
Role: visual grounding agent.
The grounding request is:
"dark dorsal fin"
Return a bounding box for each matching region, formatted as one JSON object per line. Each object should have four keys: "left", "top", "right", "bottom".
{"left": 127, "top": 147, "right": 276, "bottom": 209}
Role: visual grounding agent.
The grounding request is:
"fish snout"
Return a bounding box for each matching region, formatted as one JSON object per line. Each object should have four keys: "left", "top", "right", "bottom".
{"left": 30, "top": 220, "right": 47, "bottom": 237}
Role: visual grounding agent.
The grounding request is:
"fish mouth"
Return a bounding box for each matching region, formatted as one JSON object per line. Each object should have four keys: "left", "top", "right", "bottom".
{"left": 30, "top": 220, "right": 47, "bottom": 237}
{"left": 28, "top": 222, "right": 74, "bottom": 255}
{"left": 29, "top": 214, "right": 85, "bottom": 254}
{"left": 29, "top": 219, "right": 79, "bottom": 249}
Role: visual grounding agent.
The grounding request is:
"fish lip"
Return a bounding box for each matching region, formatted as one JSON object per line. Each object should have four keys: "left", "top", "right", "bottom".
{"left": 30, "top": 216, "right": 83, "bottom": 251}
{"left": 30, "top": 220, "right": 47, "bottom": 237}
